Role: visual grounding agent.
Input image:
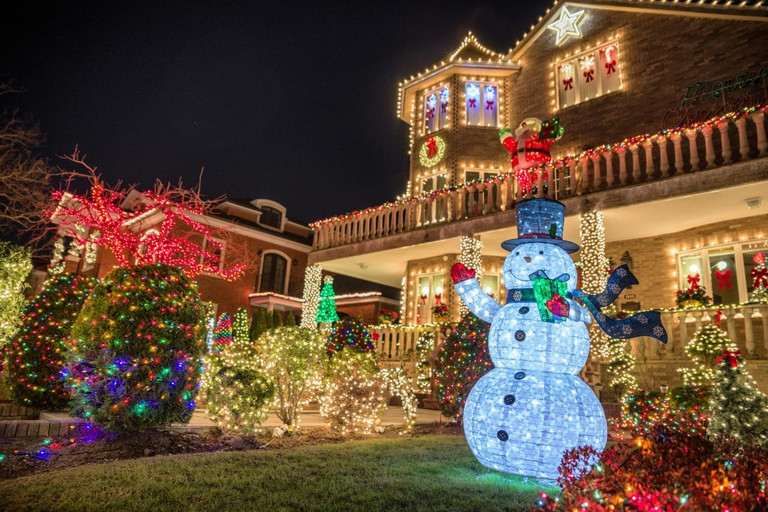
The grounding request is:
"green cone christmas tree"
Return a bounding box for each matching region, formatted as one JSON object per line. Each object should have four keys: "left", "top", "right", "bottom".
{"left": 708, "top": 349, "right": 768, "bottom": 448}
{"left": 232, "top": 307, "right": 250, "bottom": 344}
{"left": 679, "top": 324, "right": 738, "bottom": 388}
{"left": 315, "top": 276, "right": 339, "bottom": 324}
{"left": 432, "top": 313, "right": 493, "bottom": 419}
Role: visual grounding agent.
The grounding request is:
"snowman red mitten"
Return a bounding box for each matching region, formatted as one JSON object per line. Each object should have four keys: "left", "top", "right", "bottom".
{"left": 546, "top": 294, "right": 570, "bottom": 318}
{"left": 451, "top": 263, "right": 476, "bottom": 284}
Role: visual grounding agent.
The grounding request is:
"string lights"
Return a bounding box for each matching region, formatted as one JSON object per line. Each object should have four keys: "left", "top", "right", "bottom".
{"left": 579, "top": 211, "right": 610, "bottom": 357}
{"left": 460, "top": 236, "right": 483, "bottom": 317}
{"left": 300, "top": 264, "right": 322, "bottom": 329}
{"left": 679, "top": 325, "right": 738, "bottom": 388}
{"left": 0, "top": 242, "right": 32, "bottom": 347}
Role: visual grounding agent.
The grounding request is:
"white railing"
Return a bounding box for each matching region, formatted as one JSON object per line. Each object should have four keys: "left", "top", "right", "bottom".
{"left": 312, "top": 108, "right": 768, "bottom": 250}
{"left": 627, "top": 303, "right": 768, "bottom": 362}
{"left": 370, "top": 324, "right": 444, "bottom": 361}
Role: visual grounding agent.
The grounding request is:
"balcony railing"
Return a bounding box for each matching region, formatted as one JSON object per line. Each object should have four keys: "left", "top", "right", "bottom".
{"left": 627, "top": 303, "right": 768, "bottom": 363}
{"left": 312, "top": 106, "right": 768, "bottom": 251}
{"left": 371, "top": 324, "right": 443, "bottom": 361}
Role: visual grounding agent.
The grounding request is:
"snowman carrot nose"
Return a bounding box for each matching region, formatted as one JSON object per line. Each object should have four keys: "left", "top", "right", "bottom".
{"left": 524, "top": 256, "right": 532, "bottom": 263}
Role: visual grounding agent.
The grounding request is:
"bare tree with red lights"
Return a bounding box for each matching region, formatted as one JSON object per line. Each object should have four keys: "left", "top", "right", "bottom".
{"left": 49, "top": 149, "right": 248, "bottom": 281}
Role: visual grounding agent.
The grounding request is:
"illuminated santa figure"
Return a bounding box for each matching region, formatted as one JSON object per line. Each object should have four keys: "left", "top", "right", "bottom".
{"left": 500, "top": 117, "right": 563, "bottom": 198}
{"left": 452, "top": 198, "right": 667, "bottom": 481}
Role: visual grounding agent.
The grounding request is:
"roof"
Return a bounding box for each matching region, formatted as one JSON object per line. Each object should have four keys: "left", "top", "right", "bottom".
{"left": 225, "top": 198, "right": 309, "bottom": 226}
{"left": 208, "top": 209, "right": 313, "bottom": 246}
{"left": 507, "top": 0, "right": 768, "bottom": 61}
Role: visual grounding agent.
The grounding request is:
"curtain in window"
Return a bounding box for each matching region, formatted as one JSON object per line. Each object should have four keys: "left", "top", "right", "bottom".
{"left": 260, "top": 253, "right": 287, "bottom": 293}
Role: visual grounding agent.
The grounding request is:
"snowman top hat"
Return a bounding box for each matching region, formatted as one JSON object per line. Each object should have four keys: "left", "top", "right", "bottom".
{"left": 501, "top": 198, "right": 579, "bottom": 253}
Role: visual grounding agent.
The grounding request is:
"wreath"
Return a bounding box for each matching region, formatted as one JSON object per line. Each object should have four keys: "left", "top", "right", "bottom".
{"left": 419, "top": 135, "right": 446, "bottom": 167}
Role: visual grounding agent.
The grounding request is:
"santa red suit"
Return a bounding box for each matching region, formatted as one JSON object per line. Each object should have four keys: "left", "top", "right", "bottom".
{"left": 500, "top": 117, "right": 563, "bottom": 197}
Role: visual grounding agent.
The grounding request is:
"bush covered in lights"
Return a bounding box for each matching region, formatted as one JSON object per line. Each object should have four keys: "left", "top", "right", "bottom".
{"left": 5, "top": 273, "right": 97, "bottom": 409}
{"left": 66, "top": 265, "right": 205, "bottom": 431}
{"left": 0, "top": 241, "right": 32, "bottom": 348}
{"left": 432, "top": 313, "right": 493, "bottom": 418}
{"left": 320, "top": 350, "right": 386, "bottom": 435}
{"left": 257, "top": 326, "right": 325, "bottom": 427}
{"left": 538, "top": 426, "right": 768, "bottom": 511}
{"left": 202, "top": 339, "right": 274, "bottom": 435}
{"left": 326, "top": 318, "right": 375, "bottom": 356}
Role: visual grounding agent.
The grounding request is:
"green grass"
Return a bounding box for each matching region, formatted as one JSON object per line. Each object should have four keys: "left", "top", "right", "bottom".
{"left": 0, "top": 435, "right": 553, "bottom": 511}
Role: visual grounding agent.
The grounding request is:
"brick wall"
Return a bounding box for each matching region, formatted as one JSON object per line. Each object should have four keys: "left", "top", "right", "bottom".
{"left": 604, "top": 212, "right": 768, "bottom": 310}
{"left": 507, "top": 8, "right": 768, "bottom": 158}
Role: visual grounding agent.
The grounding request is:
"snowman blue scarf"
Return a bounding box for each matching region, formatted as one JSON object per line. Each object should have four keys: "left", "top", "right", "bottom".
{"left": 506, "top": 264, "right": 668, "bottom": 344}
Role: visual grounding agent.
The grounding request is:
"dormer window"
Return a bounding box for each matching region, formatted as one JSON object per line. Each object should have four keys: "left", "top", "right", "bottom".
{"left": 260, "top": 206, "right": 283, "bottom": 229}
{"left": 555, "top": 40, "right": 622, "bottom": 110}
{"left": 465, "top": 82, "right": 498, "bottom": 127}
{"left": 424, "top": 86, "right": 450, "bottom": 133}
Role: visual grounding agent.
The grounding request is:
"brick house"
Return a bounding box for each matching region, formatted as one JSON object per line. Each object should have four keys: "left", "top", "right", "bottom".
{"left": 308, "top": 0, "right": 768, "bottom": 393}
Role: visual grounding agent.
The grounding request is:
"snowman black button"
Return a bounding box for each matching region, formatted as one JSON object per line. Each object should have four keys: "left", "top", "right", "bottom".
{"left": 519, "top": 306, "right": 529, "bottom": 315}
{"left": 504, "top": 394, "right": 515, "bottom": 405}
{"left": 515, "top": 330, "right": 526, "bottom": 341}
{"left": 497, "top": 430, "right": 509, "bottom": 442}
{"left": 514, "top": 372, "right": 526, "bottom": 380}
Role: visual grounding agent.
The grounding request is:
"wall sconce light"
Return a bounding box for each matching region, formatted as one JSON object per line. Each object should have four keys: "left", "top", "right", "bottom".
{"left": 292, "top": 258, "right": 298, "bottom": 266}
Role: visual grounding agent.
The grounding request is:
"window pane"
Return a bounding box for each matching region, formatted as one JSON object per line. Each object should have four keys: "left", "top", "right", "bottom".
{"left": 598, "top": 44, "right": 621, "bottom": 93}
{"left": 709, "top": 248, "right": 738, "bottom": 305}
{"left": 482, "top": 85, "right": 497, "bottom": 126}
{"left": 558, "top": 61, "right": 577, "bottom": 107}
{"left": 465, "top": 83, "right": 481, "bottom": 125}
{"left": 432, "top": 274, "right": 444, "bottom": 298}
{"left": 482, "top": 274, "right": 499, "bottom": 299}
{"left": 425, "top": 93, "right": 437, "bottom": 133}
{"left": 260, "top": 254, "right": 287, "bottom": 293}
{"left": 260, "top": 206, "right": 282, "bottom": 228}
{"left": 680, "top": 253, "right": 704, "bottom": 291}
{"left": 438, "top": 87, "right": 449, "bottom": 130}
{"left": 465, "top": 171, "right": 480, "bottom": 183}
{"left": 578, "top": 53, "right": 598, "bottom": 101}
{"left": 743, "top": 248, "right": 768, "bottom": 295}
{"left": 422, "top": 177, "right": 434, "bottom": 193}
{"left": 436, "top": 174, "right": 447, "bottom": 189}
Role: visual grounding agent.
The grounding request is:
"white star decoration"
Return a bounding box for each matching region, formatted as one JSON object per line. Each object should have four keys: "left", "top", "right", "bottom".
{"left": 547, "top": 6, "right": 586, "bottom": 46}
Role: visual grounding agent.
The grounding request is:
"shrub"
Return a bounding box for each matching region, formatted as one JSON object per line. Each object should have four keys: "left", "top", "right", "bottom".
{"left": 257, "top": 326, "right": 325, "bottom": 427}
{"left": 326, "top": 318, "right": 374, "bottom": 356}
{"left": 5, "top": 273, "right": 97, "bottom": 409}
{"left": 679, "top": 325, "right": 737, "bottom": 387}
{"left": 432, "top": 314, "right": 492, "bottom": 418}
{"left": 67, "top": 264, "right": 204, "bottom": 431}
{"left": 0, "top": 241, "right": 32, "bottom": 347}
{"left": 202, "top": 338, "right": 274, "bottom": 435}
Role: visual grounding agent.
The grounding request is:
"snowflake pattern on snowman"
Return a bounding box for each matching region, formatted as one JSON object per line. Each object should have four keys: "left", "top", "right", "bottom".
{"left": 453, "top": 198, "right": 667, "bottom": 481}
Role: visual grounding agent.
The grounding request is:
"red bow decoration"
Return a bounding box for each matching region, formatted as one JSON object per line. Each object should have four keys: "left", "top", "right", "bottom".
{"left": 426, "top": 108, "right": 435, "bottom": 120}
{"left": 371, "top": 332, "right": 380, "bottom": 341}
{"left": 605, "top": 60, "right": 617, "bottom": 74}
{"left": 451, "top": 262, "right": 476, "bottom": 284}
{"left": 486, "top": 100, "right": 495, "bottom": 110}
{"left": 583, "top": 70, "right": 595, "bottom": 82}
{"left": 752, "top": 266, "right": 768, "bottom": 288}
{"left": 468, "top": 98, "right": 477, "bottom": 108}
{"left": 434, "top": 293, "right": 443, "bottom": 306}
{"left": 562, "top": 78, "right": 574, "bottom": 90}
{"left": 715, "top": 349, "right": 741, "bottom": 368}
{"left": 714, "top": 268, "right": 733, "bottom": 290}
{"left": 440, "top": 102, "right": 447, "bottom": 113}
{"left": 715, "top": 309, "right": 725, "bottom": 326}
{"left": 419, "top": 294, "right": 427, "bottom": 305}
{"left": 425, "top": 135, "right": 438, "bottom": 158}
{"left": 546, "top": 294, "right": 570, "bottom": 318}
{"left": 687, "top": 273, "right": 701, "bottom": 293}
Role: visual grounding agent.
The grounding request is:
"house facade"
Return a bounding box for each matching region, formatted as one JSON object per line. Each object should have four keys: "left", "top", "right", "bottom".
{"left": 308, "top": 0, "right": 768, "bottom": 394}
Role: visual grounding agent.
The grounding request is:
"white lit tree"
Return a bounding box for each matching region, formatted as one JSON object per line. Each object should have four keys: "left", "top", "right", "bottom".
{"left": 679, "top": 325, "right": 737, "bottom": 388}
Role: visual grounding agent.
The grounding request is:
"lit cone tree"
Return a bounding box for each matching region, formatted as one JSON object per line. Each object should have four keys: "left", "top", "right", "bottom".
{"left": 433, "top": 313, "right": 493, "bottom": 419}
{"left": 5, "top": 273, "right": 97, "bottom": 409}
{"left": 749, "top": 252, "right": 768, "bottom": 303}
{"left": 679, "top": 324, "right": 738, "bottom": 388}
{"left": 213, "top": 313, "right": 233, "bottom": 351}
{"left": 232, "top": 307, "right": 250, "bottom": 344}
{"left": 315, "top": 276, "right": 339, "bottom": 326}
{"left": 604, "top": 337, "right": 638, "bottom": 399}
{"left": 708, "top": 349, "right": 768, "bottom": 448}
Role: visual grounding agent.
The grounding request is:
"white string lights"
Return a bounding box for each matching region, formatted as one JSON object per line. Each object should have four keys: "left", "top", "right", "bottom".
{"left": 300, "top": 264, "right": 323, "bottom": 330}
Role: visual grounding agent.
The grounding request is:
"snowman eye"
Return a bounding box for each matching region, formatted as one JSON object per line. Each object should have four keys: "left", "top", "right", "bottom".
{"left": 539, "top": 251, "right": 544, "bottom": 255}
{"left": 515, "top": 252, "right": 520, "bottom": 255}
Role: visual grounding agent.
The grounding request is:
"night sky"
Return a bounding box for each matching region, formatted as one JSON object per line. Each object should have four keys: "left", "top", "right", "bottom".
{"left": 1, "top": 1, "right": 546, "bottom": 223}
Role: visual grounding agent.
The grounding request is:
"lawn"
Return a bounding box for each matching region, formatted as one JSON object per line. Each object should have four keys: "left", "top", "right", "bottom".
{"left": 0, "top": 434, "right": 553, "bottom": 512}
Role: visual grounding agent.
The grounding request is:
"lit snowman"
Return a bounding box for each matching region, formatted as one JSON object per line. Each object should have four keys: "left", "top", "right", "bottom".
{"left": 452, "top": 199, "right": 667, "bottom": 481}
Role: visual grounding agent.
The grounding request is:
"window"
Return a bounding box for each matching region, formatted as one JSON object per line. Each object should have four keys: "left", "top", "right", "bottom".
{"left": 555, "top": 41, "right": 622, "bottom": 110}
{"left": 424, "top": 86, "right": 450, "bottom": 134}
{"left": 482, "top": 274, "right": 500, "bottom": 300}
{"left": 201, "top": 237, "right": 226, "bottom": 271}
{"left": 259, "top": 253, "right": 288, "bottom": 294}
{"left": 259, "top": 206, "right": 283, "bottom": 229}
{"left": 416, "top": 273, "right": 445, "bottom": 324}
{"left": 677, "top": 238, "right": 768, "bottom": 305}
{"left": 464, "top": 170, "right": 497, "bottom": 184}
{"left": 421, "top": 173, "right": 447, "bottom": 193}
{"left": 465, "top": 83, "right": 497, "bottom": 127}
